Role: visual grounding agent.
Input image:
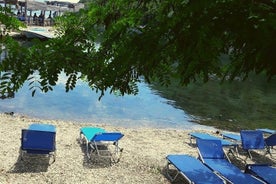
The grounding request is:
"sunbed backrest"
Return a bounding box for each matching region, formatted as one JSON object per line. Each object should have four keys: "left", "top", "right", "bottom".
{"left": 21, "top": 129, "right": 56, "bottom": 151}
{"left": 196, "top": 139, "right": 225, "bottom": 159}
{"left": 81, "top": 127, "right": 106, "bottom": 141}
{"left": 240, "top": 130, "right": 265, "bottom": 150}
{"left": 265, "top": 134, "right": 276, "bottom": 147}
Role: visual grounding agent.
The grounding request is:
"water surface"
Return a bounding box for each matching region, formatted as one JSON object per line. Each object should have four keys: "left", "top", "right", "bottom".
{"left": 0, "top": 74, "right": 211, "bottom": 130}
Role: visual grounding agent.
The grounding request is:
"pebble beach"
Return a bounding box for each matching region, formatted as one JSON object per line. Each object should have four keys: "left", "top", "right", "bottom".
{"left": 0, "top": 113, "right": 275, "bottom": 184}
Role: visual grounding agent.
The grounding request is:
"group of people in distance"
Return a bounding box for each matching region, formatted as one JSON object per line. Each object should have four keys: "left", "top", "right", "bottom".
{"left": 33, "top": 12, "right": 45, "bottom": 26}
{"left": 17, "top": 10, "right": 56, "bottom": 26}
{"left": 33, "top": 12, "right": 55, "bottom": 26}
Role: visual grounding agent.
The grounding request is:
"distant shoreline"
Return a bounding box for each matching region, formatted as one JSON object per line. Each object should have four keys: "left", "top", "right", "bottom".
{"left": 0, "top": 110, "right": 214, "bottom": 131}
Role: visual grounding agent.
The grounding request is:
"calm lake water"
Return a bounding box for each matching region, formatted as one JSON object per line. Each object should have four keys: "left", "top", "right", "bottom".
{"left": 0, "top": 73, "right": 212, "bottom": 130}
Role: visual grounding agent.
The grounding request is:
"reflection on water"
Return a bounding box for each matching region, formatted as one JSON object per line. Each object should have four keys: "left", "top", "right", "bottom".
{"left": 150, "top": 74, "right": 276, "bottom": 130}
{"left": 0, "top": 74, "right": 212, "bottom": 130}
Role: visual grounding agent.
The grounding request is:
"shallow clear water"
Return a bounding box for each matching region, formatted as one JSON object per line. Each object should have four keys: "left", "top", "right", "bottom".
{"left": 29, "top": 27, "right": 48, "bottom": 32}
{"left": 0, "top": 74, "right": 212, "bottom": 130}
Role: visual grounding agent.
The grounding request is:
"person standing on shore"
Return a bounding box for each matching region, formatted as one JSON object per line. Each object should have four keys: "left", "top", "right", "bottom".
{"left": 33, "top": 13, "right": 38, "bottom": 25}
{"left": 38, "top": 12, "right": 44, "bottom": 26}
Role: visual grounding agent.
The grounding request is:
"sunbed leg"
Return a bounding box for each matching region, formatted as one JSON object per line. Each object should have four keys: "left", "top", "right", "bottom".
{"left": 48, "top": 151, "right": 56, "bottom": 165}
{"left": 86, "top": 142, "right": 90, "bottom": 159}
{"left": 235, "top": 146, "right": 239, "bottom": 157}
{"left": 189, "top": 136, "right": 193, "bottom": 146}
{"left": 165, "top": 162, "right": 179, "bottom": 182}
{"left": 79, "top": 132, "right": 91, "bottom": 159}
{"left": 20, "top": 150, "right": 25, "bottom": 161}
{"left": 248, "top": 150, "right": 253, "bottom": 159}
{"left": 227, "top": 146, "right": 239, "bottom": 157}
{"left": 265, "top": 146, "right": 273, "bottom": 158}
{"left": 79, "top": 132, "right": 82, "bottom": 144}
{"left": 111, "top": 147, "right": 124, "bottom": 163}
{"left": 238, "top": 151, "right": 250, "bottom": 164}
{"left": 52, "top": 151, "right": 56, "bottom": 163}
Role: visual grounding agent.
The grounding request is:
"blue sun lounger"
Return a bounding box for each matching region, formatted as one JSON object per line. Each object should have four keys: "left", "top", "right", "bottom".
{"left": 80, "top": 127, "right": 124, "bottom": 162}
{"left": 189, "top": 132, "right": 238, "bottom": 152}
{"left": 221, "top": 133, "right": 241, "bottom": 142}
{"left": 197, "top": 139, "right": 265, "bottom": 184}
{"left": 245, "top": 164, "right": 276, "bottom": 184}
{"left": 89, "top": 132, "right": 124, "bottom": 162}
{"left": 240, "top": 130, "right": 265, "bottom": 159}
{"left": 166, "top": 154, "right": 225, "bottom": 184}
{"left": 21, "top": 123, "right": 56, "bottom": 163}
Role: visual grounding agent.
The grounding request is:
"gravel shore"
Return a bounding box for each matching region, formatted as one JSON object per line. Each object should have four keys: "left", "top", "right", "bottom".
{"left": 0, "top": 113, "right": 196, "bottom": 184}
{"left": 0, "top": 113, "right": 274, "bottom": 184}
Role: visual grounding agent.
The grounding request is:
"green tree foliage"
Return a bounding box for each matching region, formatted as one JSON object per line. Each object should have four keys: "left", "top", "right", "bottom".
{"left": 0, "top": 5, "right": 24, "bottom": 35}
{"left": 0, "top": 5, "right": 25, "bottom": 98}
{"left": 0, "top": 0, "right": 275, "bottom": 98}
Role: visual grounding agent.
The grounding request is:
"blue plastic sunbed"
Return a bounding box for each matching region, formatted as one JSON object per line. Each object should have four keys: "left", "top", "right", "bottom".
{"left": 90, "top": 132, "right": 124, "bottom": 162}
{"left": 166, "top": 154, "right": 225, "bottom": 184}
{"left": 221, "top": 133, "right": 241, "bottom": 142}
{"left": 80, "top": 127, "right": 124, "bottom": 163}
{"left": 197, "top": 139, "right": 265, "bottom": 184}
{"left": 21, "top": 123, "right": 56, "bottom": 162}
{"left": 240, "top": 130, "right": 265, "bottom": 159}
{"left": 245, "top": 164, "right": 276, "bottom": 184}
{"left": 189, "top": 132, "right": 238, "bottom": 148}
